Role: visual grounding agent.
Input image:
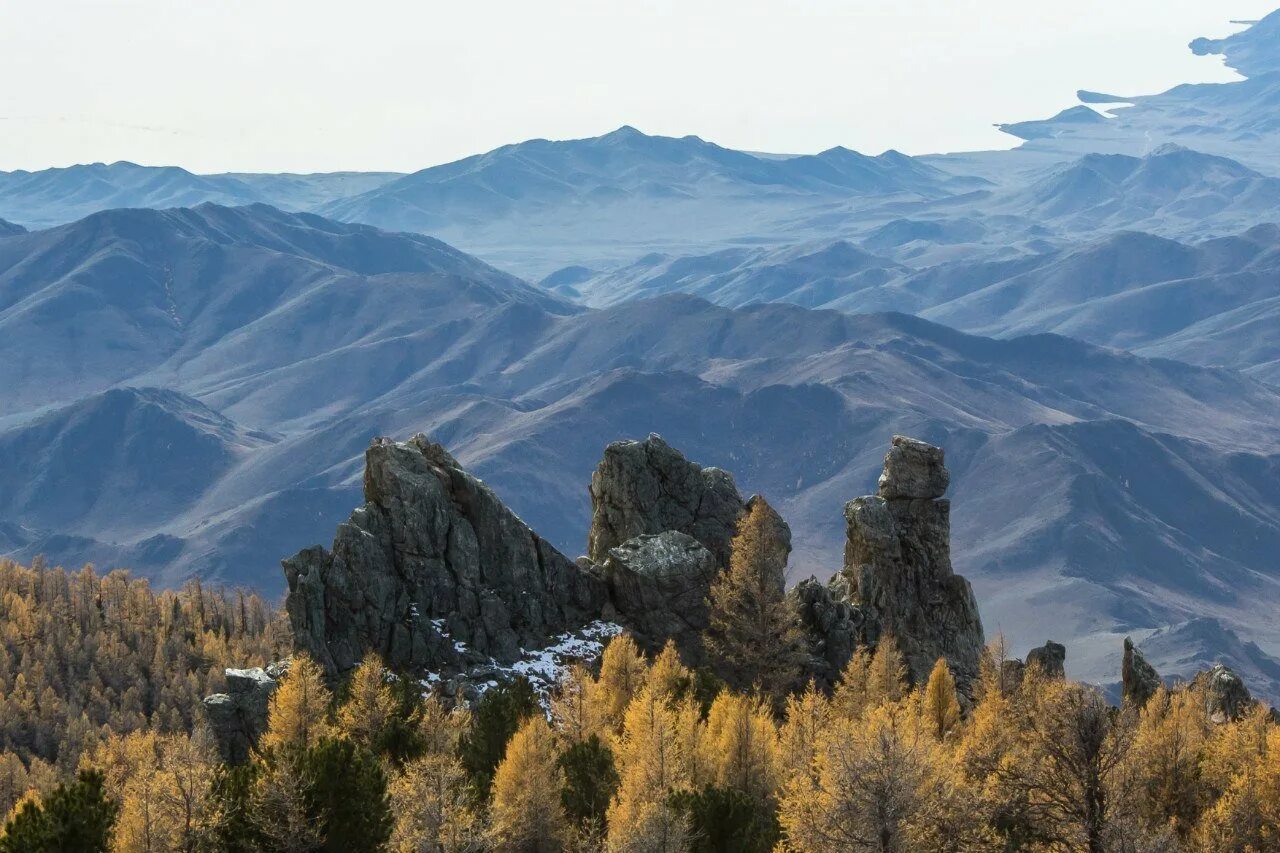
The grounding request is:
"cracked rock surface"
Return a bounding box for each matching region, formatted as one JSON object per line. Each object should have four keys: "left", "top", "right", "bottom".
{"left": 586, "top": 433, "right": 746, "bottom": 569}
{"left": 284, "top": 435, "right": 608, "bottom": 676}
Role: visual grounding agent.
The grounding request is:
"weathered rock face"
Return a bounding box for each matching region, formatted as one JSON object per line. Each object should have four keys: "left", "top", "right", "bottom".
{"left": 843, "top": 436, "right": 985, "bottom": 692}
{"left": 789, "top": 572, "right": 867, "bottom": 687}
{"left": 598, "top": 531, "right": 717, "bottom": 662}
{"left": 1026, "top": 641, "right": 1067, "bottom": 679}
{"left": 877, "top": 435, "right": 950, "bottom": 500}
{"left": 201, "top": 663, "right": 286, "bottom": 764}
{"left": 1197, "top": 664, "right": 1254, "bottom": 724}
{"left": 1122, "top": 637, "right": 1163, "bottom": 708}
{"left": 284, "top": 435, "right": 608, "bottom": 677}
{"left": 587, "top": 434, "right": 746, "bottom": 569}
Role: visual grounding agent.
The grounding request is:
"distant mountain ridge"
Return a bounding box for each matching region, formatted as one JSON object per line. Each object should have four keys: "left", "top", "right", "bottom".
{"left": 2, "top": 204, "right": 1280, "bottom": 690}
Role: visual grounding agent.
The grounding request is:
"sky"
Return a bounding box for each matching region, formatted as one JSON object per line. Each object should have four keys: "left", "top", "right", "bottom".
{"left": 1, "top": 1, "right": 1276, "bottom": 174}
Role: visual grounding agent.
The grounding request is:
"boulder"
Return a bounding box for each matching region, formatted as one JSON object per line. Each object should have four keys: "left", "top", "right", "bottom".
{"left": 600, "top": 531, "right": 718, "bottom": 662}
{"left": 201, "top": 662, "right": 287, "bottom": 764}
{"left": 843, "top": 436, "right": 984, "bottom": 694}
{"left": 1122, "top": 637, "right": 1162, "bottom": 708}
{"left": 1026, "top": 641, "right": 1067, "bottom": 679}
{"left": 283, "top": 435, "right": 608, "bottom": 677}
{"left": 877, "top": 435, "right": 950, "bottom": 501}
{"left": 587, "top": 434, "right": 747, "bottom": 569}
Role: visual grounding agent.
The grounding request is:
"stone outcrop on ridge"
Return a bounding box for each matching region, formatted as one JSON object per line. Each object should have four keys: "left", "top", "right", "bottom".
{"left": 1122, "top": 636, "right": 1163, "bottom": 708}
{"left": 841, "top": 435, "right": 986, "bottom": 691}
{"left": 586, "top": 433, "right": 747, "bottom": 570}
{"left": 283, "top": 435, "right": 608, "bottom": 676}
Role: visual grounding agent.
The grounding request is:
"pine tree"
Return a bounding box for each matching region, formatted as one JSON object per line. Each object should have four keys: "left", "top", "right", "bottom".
{"left": 458, "top": 677, "right": 539, "bottom": 803}
{"left": 777, "top": 702, "right": 977, "bottom": 852}
{"left": 300, "top": 737, "right": 394, "bottom": 853}
{"left": 778, "top": 682, "right": 831, "bottom": 784}
{"left": 668, "top": 785, "right": 780, "bottom": 853}
{"left": 704, "top": 498, "right": 806, "bottom": 699}
{"left": 0, "top": 769, "right": 118, "bottom": 853}
{"left": 921, "top": 658, "right": 962, "bottom": 741}
{"left": 648, "top": 641, "right": 692, "bottom": 704}
{"left": 388, "top": 697, "right": 481, "bottom": 853}
{"left": 488, "top": 717, "right": 568, "bottom": 852}
{"left": 558, "top": 735, "right": 620, "bottom": 833}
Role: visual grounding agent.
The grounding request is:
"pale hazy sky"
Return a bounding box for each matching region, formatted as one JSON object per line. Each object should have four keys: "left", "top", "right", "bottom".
{"left": 1, "top": 1, "right": 1276, "bottom": 174}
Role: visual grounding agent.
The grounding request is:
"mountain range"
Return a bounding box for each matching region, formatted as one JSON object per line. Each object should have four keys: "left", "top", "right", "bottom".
{"left": 5, "top": 11, "right": 1280, "bottom": 695}
{"left": 4, "top": 202, "right": 1280, "bottom": 691}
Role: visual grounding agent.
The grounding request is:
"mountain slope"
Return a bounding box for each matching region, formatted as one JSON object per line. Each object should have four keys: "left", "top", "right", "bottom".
{"left": 0, "top": 203, "right": 570, "bottom": 411}
{"left": 4, "top": 208, "right": 1280, "bottom": 688}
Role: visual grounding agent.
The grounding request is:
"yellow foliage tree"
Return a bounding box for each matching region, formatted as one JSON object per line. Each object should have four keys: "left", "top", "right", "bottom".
{"left": 831, "top": 647, "right": 872, "bottom": 721}
{"left": 488, "top": 716, "right": 568, "bottom": 852}
{"left": 261, "top": 653, "right": 333, "bottom": 755}
{"left": 778, "top": 682, "right": 831, "bottom": 784}
{"left": 647, "top": 641, "right": 691, "bottom": 705}
{"left": 704, "top": 498, "right": 806, "bottom": 699}
{"left": 1122, "top": 684, "right": 1213, "bottom": 838}
{"left": 589, "top": 635, "right": 649, "bottom": 738}
{"left": 702, "top": 692, "right": 779, "bottom": 809}
{"left": 336, "top": 655, "right": 399, "bottom": 751}
{"left": 390, "top": 695, "right": 481, "bottom": 853}
{"left": 921, "top": 658, "right": 962, "bottom": 741}
{"left": 778, "top": 701, "right": 982, "bottom": 851}
{"left": 607, "top": 684, "right": 690, "bottom": 852}
{"left": 866, "top": 634, "right": 908, "bottom": 708}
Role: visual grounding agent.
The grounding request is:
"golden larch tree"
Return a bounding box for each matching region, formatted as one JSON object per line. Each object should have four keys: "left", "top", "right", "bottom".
{"left": 488, "top": 716, "right": 568, "bottom": 852}
{"left": 704, "top": 497, "right": 806, "bottom": 699}
{"left": 921, "top": 658, "right": 962, "bottom": 741}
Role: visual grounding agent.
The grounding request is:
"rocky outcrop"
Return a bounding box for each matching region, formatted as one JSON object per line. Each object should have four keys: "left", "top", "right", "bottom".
{"left": 1196, "top": 664, "right": 1254, "bottom": 724}
{"left": 790, "top": 573, "right": 867, "bottom": 687}
{"left": 842, "top": 436, "right": 985, "bottom": 692}
{"left": 284, "top": 435, "right": 608, "bottom": 677}
{"left": 597, "top": 531, "right": 717, "bottom": 662}
{"left": 275, "top": 431, "right": 989, "bottom": 707}
{"left": 1122, "top": 637, "right": 1162, "bottom": 707}
{"left": 201, "top": 663, "right": 286, "bottom": 764}
{"left": 1027, "top": 641, "right": 1067, "bottom": 679}
{"left": 587, "top": 434, "right": 746, "bottom": 569}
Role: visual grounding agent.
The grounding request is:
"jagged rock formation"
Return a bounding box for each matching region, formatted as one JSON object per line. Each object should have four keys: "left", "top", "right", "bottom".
{"left": 790, "top": 572, "right": 867, "bottom": 687}
{"left": 202, "top": 664, "right": 286, "bottom": 763}
{"left": 1122, "top": 637, "right": 1163, "bottom": 707}
{"left": 596, "top": 531, "right": 717, "bottom": 662}
{"left": 1027, "top": 641, "right": 1067, "bottom": 679}
{"left": 842, "top": 436, "right": 985, "bottom": 691}
{"left": 284, "top": 435, "right": 608, "bottom": 676}
{"left": 276, "top": 431, "right": 986, "bottom": 708}
{"left": 587, "top": 434, "right": 746, "bottom": 569}
{"left": 1195, "top": 664, "right": 1255, "bottom": 724}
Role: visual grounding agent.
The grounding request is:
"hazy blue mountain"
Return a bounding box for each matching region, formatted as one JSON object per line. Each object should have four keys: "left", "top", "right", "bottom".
{"left": 0, "top": 202, "right": 563, "bottom": 411}
{"left": 2, "top": 205, "right": 1280, "bottom": 688}
{"left": 0, "top": 162, "right": 403, "bottom": 230}
{"left": 313, "top": 126, "right": 988, "bottom": 276}
{"left": 0, "top": 162, "right": 261, "bottom": 229}
{"left": 556, "top": 240, "right": 904, "bottom": 307}
{"left": 0, "top": 218, "right": 25, "bottom": 237}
